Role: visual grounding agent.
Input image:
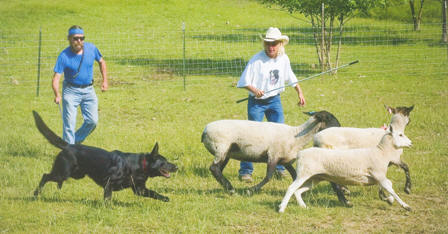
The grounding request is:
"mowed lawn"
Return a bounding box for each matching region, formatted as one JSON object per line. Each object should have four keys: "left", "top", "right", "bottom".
{"left": 1, "top": 0, "right": 448, "bottom": 233}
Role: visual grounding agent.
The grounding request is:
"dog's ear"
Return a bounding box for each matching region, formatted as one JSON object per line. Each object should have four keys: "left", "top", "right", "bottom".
{"left": 151, "top": 142, "right": 159, "bottom": 155}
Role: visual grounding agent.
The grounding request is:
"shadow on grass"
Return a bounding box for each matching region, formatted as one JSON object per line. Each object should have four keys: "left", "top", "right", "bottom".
{"left": 257, "top": 183, "right": 364, "bottom": 210}
{"left": 111, "top": 57, "right": 317, "bottom": 78}
{"left": 191, "top": 26, "right": 444, "bottom": 47}
{"left": 11, "top": 195, "right": 143, "bottom": 208}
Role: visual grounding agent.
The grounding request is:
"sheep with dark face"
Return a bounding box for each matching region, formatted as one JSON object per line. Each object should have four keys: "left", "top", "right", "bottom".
{"left": 201, "top": 111, "right": 340, "bottom": 194}
{"left": 278, "top": 126, "right": 412, "bottom": 213}
{"left": 312, "top": 105, "right": 414, "bottom": 206}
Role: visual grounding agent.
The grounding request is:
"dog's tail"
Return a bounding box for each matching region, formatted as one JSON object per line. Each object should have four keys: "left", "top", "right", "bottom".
{"left": 32, "top": 110, "right": 68, "bottom": 149}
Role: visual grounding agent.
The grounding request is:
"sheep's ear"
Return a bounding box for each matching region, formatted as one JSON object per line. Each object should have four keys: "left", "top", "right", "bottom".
{"left": 151, "top": 142, "right": 159, "bottom": 155}
{"left": 303, "top": 111, "right": 316, "bottom": 116}
{"left": 385, "top": 105, "right": 395, "bottom": 114}
{"left": 400, "top": 105, "right": 414, "bottom": 117}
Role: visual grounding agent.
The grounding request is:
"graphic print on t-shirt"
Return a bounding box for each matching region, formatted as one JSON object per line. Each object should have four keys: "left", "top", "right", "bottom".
{"left": 269, "top": 69, "right": 279, "bottom": 85}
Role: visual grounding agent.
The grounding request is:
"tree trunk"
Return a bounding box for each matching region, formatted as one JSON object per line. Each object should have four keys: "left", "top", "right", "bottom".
{"left": 335, "top": 14, "right": 345, "bottom": 74}
{"left": 326, "top": 16, "right": 334, "bottom": 72}
{"left": 409, "top": 0, "right": 425, "bottom": 31}
{"left": 416, "top": 0, "right": 424, "bottom": 31}
{"left": 321, "top": 3, "right": 326, "bottom": 71}
{"left": 311, "top": 16, "right": 323, "bottom": 68}
{"left": 409, "top": 0, "right": 417, "bottom": 30}
{"left": 443, "top": 0, "right": 447, "bottom": 43}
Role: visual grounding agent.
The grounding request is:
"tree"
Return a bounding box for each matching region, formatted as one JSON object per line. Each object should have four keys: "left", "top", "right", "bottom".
{"left": 260, "top": 0, "right": 379, "bottom": 71}
{"left": 409, "top": 0, "right": 425, "bottom": 31}
{"left": 442, "top": 0, "right": 447, "bottom": 42}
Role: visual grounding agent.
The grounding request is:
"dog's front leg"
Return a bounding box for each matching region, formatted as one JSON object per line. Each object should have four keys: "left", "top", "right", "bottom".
{"left": 133, "top": 185, "right": 169, "bottom": 202}
{"left": 103, "top": 180, "right": 112, "bottom": 200}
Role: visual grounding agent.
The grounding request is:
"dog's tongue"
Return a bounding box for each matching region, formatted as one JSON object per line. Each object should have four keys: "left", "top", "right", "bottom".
{"left": 160, "top": 169, "right": 171, "bottom": 178}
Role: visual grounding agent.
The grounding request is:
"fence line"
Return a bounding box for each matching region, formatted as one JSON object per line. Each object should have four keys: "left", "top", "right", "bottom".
{"left": 0, "top": 23, "right": 447, "bottom": 94}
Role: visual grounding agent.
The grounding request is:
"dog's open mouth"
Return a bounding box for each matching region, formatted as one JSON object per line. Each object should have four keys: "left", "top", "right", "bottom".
{"left": 159, "top": 169, "right": 171, "bottom": 178}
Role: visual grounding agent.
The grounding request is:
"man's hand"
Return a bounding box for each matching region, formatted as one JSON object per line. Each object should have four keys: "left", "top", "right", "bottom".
{"left": 297, "top": 93, "right": 306, "bottom": 106}
{"left": 54, "top": 95, "right": 61, "bottom": 104}
{"left": 101, "top": 81, "right": 108, "bottom": 92}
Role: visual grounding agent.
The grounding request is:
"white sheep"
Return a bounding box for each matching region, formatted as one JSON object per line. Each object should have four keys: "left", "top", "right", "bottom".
{"left": 201, "top": 111, "right": 340, "bottom": 194}
{"left": 313, "top": 105, "right": 414, "bottom": 206}
{"left": 278, "top": 126, "right": 412, "bottom": 213}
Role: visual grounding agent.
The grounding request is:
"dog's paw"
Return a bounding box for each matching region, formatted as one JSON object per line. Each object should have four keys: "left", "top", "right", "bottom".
{"left": 161, "top": 196, "right": 170, "bottom": 202}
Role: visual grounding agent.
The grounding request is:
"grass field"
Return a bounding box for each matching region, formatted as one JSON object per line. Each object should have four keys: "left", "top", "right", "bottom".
{"left": 1, "top": 0, "right": 448, "bottom": 233}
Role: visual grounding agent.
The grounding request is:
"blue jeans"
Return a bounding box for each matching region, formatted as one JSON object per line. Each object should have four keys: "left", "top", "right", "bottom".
{"left": 239, "top": 94, "right": 286, "bottom": 176}
{"left": 62, "top": 82, "right": 98, "bottom": 144}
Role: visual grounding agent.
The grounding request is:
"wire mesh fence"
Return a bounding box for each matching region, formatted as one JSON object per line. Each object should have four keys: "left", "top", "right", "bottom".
{"left": 0, "top": 23, "right": 447, "bottom": 95}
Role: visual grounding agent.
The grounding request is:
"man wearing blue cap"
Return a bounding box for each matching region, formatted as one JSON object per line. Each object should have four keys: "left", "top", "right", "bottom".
{"left": 52, "top": 25, "right": 108, "bottom": 144}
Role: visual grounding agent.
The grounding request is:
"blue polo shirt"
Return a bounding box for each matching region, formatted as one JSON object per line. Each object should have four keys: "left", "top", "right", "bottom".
{"left": 54, "top": 42, "right": 102, "bottom": 85}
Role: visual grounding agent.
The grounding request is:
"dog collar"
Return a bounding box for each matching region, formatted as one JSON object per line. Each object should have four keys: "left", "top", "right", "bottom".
{"left": 142, "top": 157, "right": 147, "bottom": 173}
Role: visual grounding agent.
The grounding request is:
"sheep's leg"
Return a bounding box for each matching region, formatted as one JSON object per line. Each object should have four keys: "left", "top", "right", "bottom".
{"left": 399, "top": 161, "right": 412, "bottom": 194}
{"left": 389, "top": 161, "right": 412, "bottom": 194}
{"left": 378, "top": 178, "right": 411, "bottom": 211}
{"left": 293, "top": 180, "right": 313, "bottom": 207}
{"left": 210, "top": 160, "right": 235, "bottom": 194}
{"left": 331, "top": 182, "right": 353, "bottom": 207}
{"left": 284, "top": 163, "right": 297, "bottom": 180}
{"left": 278, "top": 177, "right": 309, "bottom": 213}
{"left": 219, "top": 157, "right": 230, "bottom": 172}
{"left": 379, "top": 187, "right": 395, "bottom": 204}
{"left": 249, "top": 160, "right": 277, "bottom": 193}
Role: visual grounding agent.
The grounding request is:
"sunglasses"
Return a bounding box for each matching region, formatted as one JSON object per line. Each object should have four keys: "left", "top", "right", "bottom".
{"left": 72, "top": 36, "right": 85, "bottom": 41}
{"left": 264, "top": 41, "right": 281, "bottom": 46}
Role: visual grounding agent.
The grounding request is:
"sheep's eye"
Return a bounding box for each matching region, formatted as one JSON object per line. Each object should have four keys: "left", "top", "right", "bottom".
{"left": 399, "top": 134, "right": 403, "bottom": 137}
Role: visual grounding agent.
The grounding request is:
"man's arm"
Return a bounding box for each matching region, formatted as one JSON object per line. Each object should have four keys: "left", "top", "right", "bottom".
{"left": 52, "top": 72, "right": 62, "bottom": 104}
{"left": 98, "top": 58, "right": 108, "bottom": 91}
{"left": 294, "top": 84, "right": 306, "bottom": 106}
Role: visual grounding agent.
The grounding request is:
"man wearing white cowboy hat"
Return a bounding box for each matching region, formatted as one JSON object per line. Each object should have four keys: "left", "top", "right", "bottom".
{"left": 236, "top": 27, "right": 306, "bottom": 183}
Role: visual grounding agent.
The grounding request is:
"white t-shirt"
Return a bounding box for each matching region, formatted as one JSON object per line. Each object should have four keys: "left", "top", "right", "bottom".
{"left": 237, "top": 50, "right": 298, "bottom": 99}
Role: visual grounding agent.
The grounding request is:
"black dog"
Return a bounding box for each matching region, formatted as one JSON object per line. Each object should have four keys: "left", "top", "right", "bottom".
{"left": 32, "top": 111, "right": 177, "bottom": 201}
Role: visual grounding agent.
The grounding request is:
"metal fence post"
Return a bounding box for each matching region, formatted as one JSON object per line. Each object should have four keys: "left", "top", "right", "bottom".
{"left": 36, "top": 27, "right": 42, "bottom": 97}
{"left": 182, "top": 22, "right": 186, "bottom": 91}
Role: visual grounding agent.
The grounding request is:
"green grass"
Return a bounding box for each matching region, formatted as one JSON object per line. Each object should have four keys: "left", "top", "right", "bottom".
{"left": 1, "top": 0, "right": 448, "bottom": 233}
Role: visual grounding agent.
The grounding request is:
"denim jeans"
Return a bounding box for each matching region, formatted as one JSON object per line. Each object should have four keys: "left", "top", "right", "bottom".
{"left": 239, "top": 94, "right": 286, "bottom": 176}
{"left": 62, "top": 82, "right": 98, "bottom": 144}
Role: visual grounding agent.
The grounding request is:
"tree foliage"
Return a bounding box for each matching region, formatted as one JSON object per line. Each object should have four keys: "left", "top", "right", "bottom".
{"left": 260, "top": 0, "right": 380, "bottom": 71}
{"left": 261, "top": 0, "right": 376, "bottom": 19}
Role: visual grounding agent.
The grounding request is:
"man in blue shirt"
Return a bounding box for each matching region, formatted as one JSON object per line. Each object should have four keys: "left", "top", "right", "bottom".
{"left": 52, "top": 25, "right": 108, "bottom": 144}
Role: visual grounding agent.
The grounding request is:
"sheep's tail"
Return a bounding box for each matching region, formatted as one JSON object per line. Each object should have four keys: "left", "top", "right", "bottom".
{"left": 201, "top": 126, "right": 207, "bottom": 143}
{"left": 32, "top": 110, "right": 68, "bottom": 149}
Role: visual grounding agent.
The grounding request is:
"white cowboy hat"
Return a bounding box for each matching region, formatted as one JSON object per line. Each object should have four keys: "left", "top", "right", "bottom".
{"left": 261, "top": 27, "right": 289, "bottom": 45}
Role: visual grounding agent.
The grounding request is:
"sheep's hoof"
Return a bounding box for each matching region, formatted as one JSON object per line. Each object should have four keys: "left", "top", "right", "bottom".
{"left": 403, "top": 205, "right": 412, "bottom": 211}
{"left": 386, "top": 196, "right": 395, "bottom": 205}
{"left": 245, "top": 187, "right": 260, "bottom": 196}
{"left": 341, "top": 186, "right": 351, "bottom": 196}
{"left": 245, "top": 189, "right": 253, "bottom": 196}
{"left": 227, "top": 189, "right": 236, "bottom": 195}
{"left": 344, "top": 201, "right": 353, "bottom": 208}
{"left": 404, "top": 187, "right": 411, "bottom": 194}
